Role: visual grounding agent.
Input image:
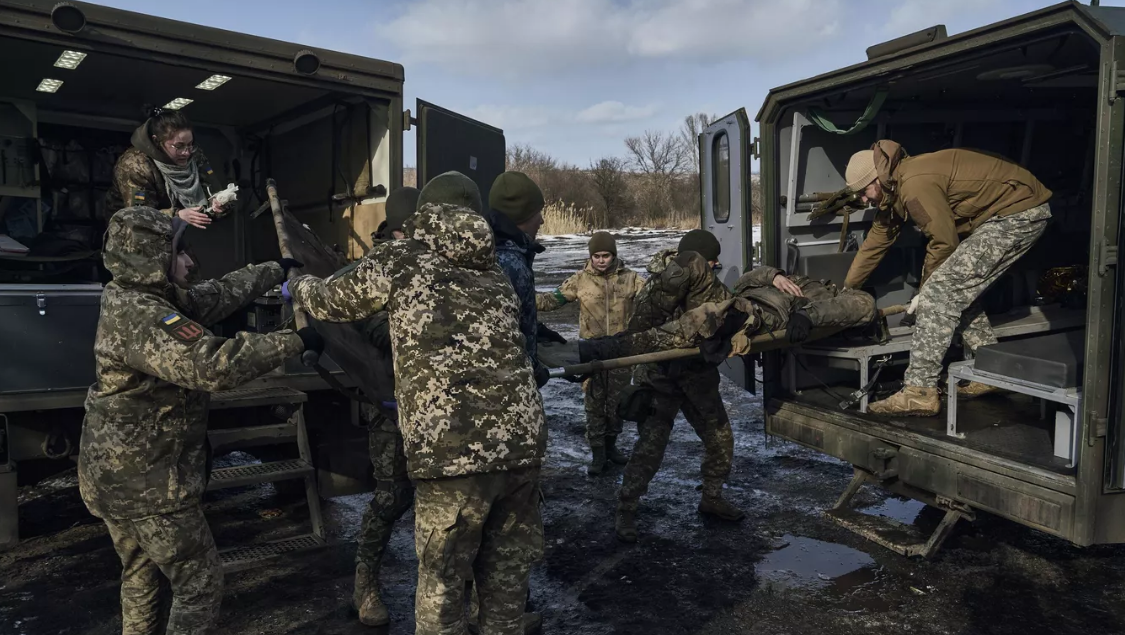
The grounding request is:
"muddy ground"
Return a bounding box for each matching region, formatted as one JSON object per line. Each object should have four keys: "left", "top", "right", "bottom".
{"left": 4, "top": 229, "right": 1125, "bottom": 635}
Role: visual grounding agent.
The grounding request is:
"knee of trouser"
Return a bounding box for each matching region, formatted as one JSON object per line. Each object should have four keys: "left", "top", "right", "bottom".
{"left": 371, "top": 480, "right": 415, "bottom": 522}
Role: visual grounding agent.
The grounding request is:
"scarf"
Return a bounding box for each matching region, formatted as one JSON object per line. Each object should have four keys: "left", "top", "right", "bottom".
{"left": 153, "top": 158, "right": 208, "bottom": 210}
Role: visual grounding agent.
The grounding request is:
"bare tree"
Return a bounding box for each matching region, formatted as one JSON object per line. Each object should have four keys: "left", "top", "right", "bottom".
{"left": 624, "top": 131, "right": 688, "bottom": 184}
{"left": 679, "top": 112, "right": 718, "bottom": 172}
{"left": 588, "top": 156, "right": 632, "bottom": 227}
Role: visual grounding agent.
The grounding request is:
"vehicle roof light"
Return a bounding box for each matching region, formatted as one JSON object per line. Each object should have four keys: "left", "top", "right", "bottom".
{"left": 37, "top": 78, "right": 63, "bottom": 93}
{"left": 163, "top": 97, "right": 194, "bottom": 110}
{"left": 195, "top": 74, "right": 231, "bottom": 90}
{"left": 54, "top": 50, "right": 87, "bottom": 69}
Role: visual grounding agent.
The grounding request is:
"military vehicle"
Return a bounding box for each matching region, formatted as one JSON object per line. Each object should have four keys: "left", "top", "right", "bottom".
{"left": 0, "top": 0, "right": 505, "bottom": 557}
{"left": 700, "top": 0, "right": 1125, "bottom": 555}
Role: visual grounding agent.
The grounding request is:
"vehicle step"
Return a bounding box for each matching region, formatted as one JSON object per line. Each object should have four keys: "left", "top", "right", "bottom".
{"left": 207, "top": 459, "right": 313, "bottom": 490}
{"left": 208, "top": 422, "right": 298, "bottom": 452}
{"left": 210, "top": 386, "right": 306, "bottom": 410}
{"left": 219, "top": 533, "right": 326, "bottom": 572}
{"left": 825, "top": 508, "right": 931, "bottom": 557}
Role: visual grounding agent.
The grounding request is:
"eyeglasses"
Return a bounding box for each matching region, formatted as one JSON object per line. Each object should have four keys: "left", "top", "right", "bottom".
{"left": 165, "top": 142, "right": 195, "bottom": 153}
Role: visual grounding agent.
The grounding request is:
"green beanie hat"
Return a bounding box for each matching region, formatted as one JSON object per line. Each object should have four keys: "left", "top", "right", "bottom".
{"left": 678, "top": 229, "right": 721, "bottom": 261}
{"left": 588, "top": 231, "right": 617, "bottom": 256}
{"left": 417, "top": 171, "right": 483, "bottom": 214}
{"left": 385, "top": 186, "right": 420, "bottom": 233}
{"left": 489, "top": 171, "right": 545, "bottom": 225}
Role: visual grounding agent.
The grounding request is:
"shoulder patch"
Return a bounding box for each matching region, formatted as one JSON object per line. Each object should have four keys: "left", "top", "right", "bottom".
{"left": 157, "top": 312, "right": 205, "bottom": 343}
{"left": 132, "top": 190, "right": 147, "bottom": 206}
{"left": 905, "top": 198, "right": 932, "bottom": 226}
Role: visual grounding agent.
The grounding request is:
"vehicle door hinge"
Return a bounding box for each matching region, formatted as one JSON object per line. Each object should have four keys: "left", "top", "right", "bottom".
{"left": 1111, "top": 60, "right": 1125, "bottom": 104}
{"left": 36, "top": 293, "right": 46, "bottom": 316}
{"left": 402, "top": 109, "right": 416, "bottom": 132}
{"left": 1098, "top": 238, "right": 1118, "bottom": 276}
{"left": 1094, "top": 416, "right": 1109, "bottom": 440}
{"left": 750, "top": 136, "right": 761, "bottom": 160}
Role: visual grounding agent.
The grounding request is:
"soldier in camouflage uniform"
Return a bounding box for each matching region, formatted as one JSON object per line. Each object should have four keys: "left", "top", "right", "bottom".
{"left": 350, "top": 186, "right": 419, "bottom": 627}
{"left": 614, "top": 230, "right": 744, "bottom": 543}
{"left": 843, "top": 140, "right": 1052, "bottom": 416}
{"left": 80, "top": 207, "right": 319, "bottom": 635}
{"left": 286, "top": 198, "right": 546, "bottom": 635}
{"left": 731, "top": 266, "right": 876, "bottom": 342}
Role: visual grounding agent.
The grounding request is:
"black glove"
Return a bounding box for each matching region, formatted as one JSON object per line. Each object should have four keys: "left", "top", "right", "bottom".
{"left": 787, "top": 310, "right": 813, "bottom": 343}
{"left": 699, "top": 309, "right": 749, "bottom": 365}
{"left": 533, "top": 363, "right": 551, "bottom": 389}
{"left": 296, "top": 327, "right": 325, "bottom": 355}
{"left": 900, "top": 312, "right": 917, "bottom": 328}
{"left": 275, "top": 258, "right": 304, "bottom": 277}
{"left": 369, "top": 314, "right": 391, "bottom": 352}
{"left": 537, "top": 322, "right": 568, "bottom": 345}
{"left": 578, "top": 337, "right": 620, "bottom": 364}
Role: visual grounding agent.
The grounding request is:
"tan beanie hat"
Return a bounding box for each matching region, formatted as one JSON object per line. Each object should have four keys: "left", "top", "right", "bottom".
{"left": 845, "top": 149, "right": 878, "bottom": 192}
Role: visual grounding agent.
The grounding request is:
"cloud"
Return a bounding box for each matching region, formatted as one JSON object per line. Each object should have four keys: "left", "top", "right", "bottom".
{"left": 466, "top": 104, "right": 556, "bottom": 130}
{"left": 575, "top": 101, "right": 658, "bottom": 124}
{"left": 880, "top": 0, "right": 1003, "bottom": 37}
{"left": 376, "top": 0, "right": 844, "bottom": 78}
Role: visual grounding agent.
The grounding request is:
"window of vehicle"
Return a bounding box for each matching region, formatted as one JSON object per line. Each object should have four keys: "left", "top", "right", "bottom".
{"left": 712, "top": 131, "right": 730, "bottom": 223}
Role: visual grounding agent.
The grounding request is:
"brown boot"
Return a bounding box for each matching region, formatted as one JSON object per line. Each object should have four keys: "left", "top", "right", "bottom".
{"left": 615, "top": 503, "right": 638, "bottom": 543}
{"left": 353, "top": 563, "right": 390, "bottom": 626}
{"left": 699, "top": 480, "right": 745, "bottom": 521}
{"left": 958, "top": 381, "right": 1003, "bottom": 399}
{"left": 606, "top": 435, "right": 629, "bottom": 465}
{"left": 867, "top": 386, "right": 941, "bottom": 417}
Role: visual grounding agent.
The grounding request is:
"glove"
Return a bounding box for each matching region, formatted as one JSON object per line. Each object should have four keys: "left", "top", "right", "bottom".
{"left": 296, "top": 327, "right": 325, "bottom": 355}
{"left": 578, "top": 337, "right": 620, "bottom": 364}
{"left": 906, "top": 294, "right": 921, "bottom": 315}
{"left": 698, "top": 308, "right": 749, "bottom": 365}
{"left": 536, "top": 322, "right": 568, "bottom": 345}
{"left": 280, "top": 280, "right": 293, "bottom": 304}
{"left": 787, "top": 310, "right": 813, "bottom": 343}
{"left": 369, "top": 314, "right": 392, "bottom": 351}
{"left": 533, "top": 363, "right": 550, "bottom": 389}
{"left": 275, "top": 258, "right": 304, "bottom": 277}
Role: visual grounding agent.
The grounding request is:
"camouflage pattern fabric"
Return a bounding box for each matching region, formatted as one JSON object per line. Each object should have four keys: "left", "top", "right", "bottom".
{"left": 583, "top": 370, "right": 630, "bottom": 448}
{"left": 288, "top": 203, "right": 547, "bottom": 480}
{"left": 733, "top": 266, "right": 876, "bottom": 331}
{"left": 106, "top": 145, "right": 224, "bottom": 219}
{"left": 906, "top": 203, "right": 1051, "bottom": 387}
{"left": 80, "top": 207, "right": 304, "bottom": 520}
{"left": 413, "top": 467, "right": 543, "bottom": 635}
{"left": 629, "top": 249, "right": 734, "bottom": 333}
{"left": 103, "top": 505, "right": 222, "bottom": 635}
{"left": 536, "top": 257, "right": 646, "bottom": 339}
{"left": 355, "top": 403, "right": 414, "bottom": 571}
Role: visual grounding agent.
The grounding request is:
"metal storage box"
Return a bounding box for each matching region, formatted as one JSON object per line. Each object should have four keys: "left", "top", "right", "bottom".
{"left": 0, "top": 283, "right": 101, "bottom": 394}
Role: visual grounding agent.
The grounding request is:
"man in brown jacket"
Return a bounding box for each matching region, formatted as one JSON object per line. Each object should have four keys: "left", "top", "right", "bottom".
{"left": 843, "top": 140, "right": 1052, "bottom": 416}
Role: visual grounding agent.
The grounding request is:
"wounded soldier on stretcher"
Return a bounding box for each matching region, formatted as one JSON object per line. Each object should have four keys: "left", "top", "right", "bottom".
{"left": 574, "top": 265, "right": 877, "bottom": 367}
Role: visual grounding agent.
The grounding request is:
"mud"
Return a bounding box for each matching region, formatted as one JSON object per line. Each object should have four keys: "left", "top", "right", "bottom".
{"left": 4, "top": 230, "right": 1125, "bottom": 634}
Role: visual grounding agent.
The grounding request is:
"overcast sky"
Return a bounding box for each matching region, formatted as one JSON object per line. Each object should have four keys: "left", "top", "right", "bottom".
{"left": 91, "top": 0, "right": 1125, "bottom": 169}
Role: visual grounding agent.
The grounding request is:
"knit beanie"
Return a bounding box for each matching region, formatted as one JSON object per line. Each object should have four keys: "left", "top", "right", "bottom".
{"left": 385, "top": 186, "right": 420, "bottom": 232}
{"left": 489, "top": 171, "right": 545, "bottom": 225}
{"left": 418, "top": 171, "right": 483, "bottom": 214}
{"left": 845, "top": 149, "right": 878, "bottom": 192}
{"left": 678, "top": 229, "right": 721, "bottom": 262}
{"left": 588, "top": 231, "right": 617, "bottom": 256}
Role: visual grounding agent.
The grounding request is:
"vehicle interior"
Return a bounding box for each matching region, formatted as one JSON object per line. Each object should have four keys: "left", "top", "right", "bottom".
{"left": 771, "top": 24, "right": 1097, "bottom": 475}
{"left": 0, "top": 35, "right": 394, "bottom": 290}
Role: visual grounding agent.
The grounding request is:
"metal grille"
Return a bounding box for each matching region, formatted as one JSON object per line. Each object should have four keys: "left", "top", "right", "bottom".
{"left": 210, "top": 459, "right": 308, "bottom": 481}
{"left": 219, "top": 534, "right": 324, "bottom": 566}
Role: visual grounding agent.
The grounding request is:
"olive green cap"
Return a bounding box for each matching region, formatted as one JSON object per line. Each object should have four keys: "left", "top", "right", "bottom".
{"left": 417, "top": 171, "right": 482, "bottom": 214}
{"left": 588, "top": 231, "right": 617, "bottom": 256}
{"left": 489, "top": 171, "right": 545, "bottom": 225}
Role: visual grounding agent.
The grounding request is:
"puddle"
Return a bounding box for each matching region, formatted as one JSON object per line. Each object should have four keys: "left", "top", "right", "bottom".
{"left": 861, "top": 497, "right": 926, "bottom": 525}
{"left": 756, "top": 535, "right": 892, "bottom": 612}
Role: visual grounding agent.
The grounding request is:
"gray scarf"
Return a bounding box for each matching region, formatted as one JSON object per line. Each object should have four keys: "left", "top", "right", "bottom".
{"left": 153, "top": 159, "right": 208, "bottom": 209}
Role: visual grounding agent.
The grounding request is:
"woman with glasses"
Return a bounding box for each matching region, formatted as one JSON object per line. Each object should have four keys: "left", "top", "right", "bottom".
{"left": 106, "top": 107, "right": 229, "bottom": 230}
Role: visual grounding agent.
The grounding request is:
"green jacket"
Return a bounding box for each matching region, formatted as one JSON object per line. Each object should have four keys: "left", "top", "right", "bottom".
{"left": 537, "top": 257, "right": 645, "bottom": 339}
{"left": 79, "top": 207, "right": 303, "bottom": 520}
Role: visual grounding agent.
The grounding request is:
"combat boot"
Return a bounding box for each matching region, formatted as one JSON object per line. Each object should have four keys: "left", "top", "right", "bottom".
{"left": 867, "top": 386, "right": 941, "bottom": 417}
{"left": 615, "top": 503, "right": 638, "bottom": 543}
{"left": 605, "top": 435, "right": 629, "bottom": 465}
{"left": 522, "top": 611, "right": 543, "bottom": 634}
{"left": 587, "top": 446, "right": 607, "bottom": 476}
{"left": 699, "top": 480, "right": 745, "bottom": 521}
{"left": 353, "top": 562, "right": 389, "bottom": 627}
{"left": 958, "top": 381, "right": 1003, "bottom": 399}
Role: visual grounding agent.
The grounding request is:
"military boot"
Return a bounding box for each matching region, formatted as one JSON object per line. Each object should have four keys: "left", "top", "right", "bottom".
{"left": 353, "top": 562, "right": 389, "bottom": 627}
{"left": 958, "top": 381, "right": 1003, "bottom": 399}
{"left": 522, "top": 611, "right": 543, "bottom": 634}
{"left": 587, "top": 446, "right": 607, "bottom": 476}
{"left": 698, "top": 480, "right": 745, "bottom": 521}
{"left": 605, "top": 435, "right": 629, "bottom": 465}
{"left": 615, "top": 502, "right": 639, "bottom": 543}
{"left": 867, "top": 386, "right": 941, "bottom": 417}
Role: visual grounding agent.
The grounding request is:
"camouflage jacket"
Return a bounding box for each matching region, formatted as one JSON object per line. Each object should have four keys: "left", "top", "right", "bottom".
{"left": 732, "top": 266, "right": 876, "bottom": 330}
{"left": 537, "top": 257, "right": 646, "bottom": 339}
{"left": 289, "top": 203, "right": 547, "bottom": 480}
{"left": 79, "top": 207, "right": 304, "bottom": 520}
{"left": 104, "top": 122, "right": 225, "bottom": 218}
{"left": 627, "top": 248, "right": 733, "bottom": 333}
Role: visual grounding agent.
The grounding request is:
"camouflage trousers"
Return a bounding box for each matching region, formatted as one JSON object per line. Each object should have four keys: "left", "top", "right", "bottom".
{"left": 356, "top": 404, "right": 414, "bottom": 573}
{"left": 414, "top": 467, "right": 543, "bottom": 635}
{"left": 619, "top": 366, "right": 734, "bottom": 508}
{"left": 907, "top": 203, "right": 1052, "bottom": 387}
{"left": 755, "top": 280, "right": 876, "bottom": 332}
{"left": 102, "top": 504, "right": 223, "bottom": 635}
{"left": 583, "top": 369, "right": 629, "bottom": 448}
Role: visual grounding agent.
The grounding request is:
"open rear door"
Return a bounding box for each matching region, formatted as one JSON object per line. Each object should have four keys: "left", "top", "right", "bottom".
{"left": 416, "top": 100, "right": 506, "bottom": 208}
{"left": 699, "top": 109, "right": 753, "bottom": 388}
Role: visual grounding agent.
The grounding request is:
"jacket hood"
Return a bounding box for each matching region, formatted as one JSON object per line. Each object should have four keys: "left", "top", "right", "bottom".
{"left": 104, "top": 206, "right": 176, "bottom": 290}
{"left": 406, "top": 203, "right": 495, "bottom": 270}
{"left": 646, "top": 248, "right": 678, "bottom": 275}
{"left": 131, "top": 120, "right": 174, "bottom": 165}
{"left": 873, "top": 139, "right": 907, "bottom": 190}
{"left": 488, "top": 209, "right": 544, "bottom": 256}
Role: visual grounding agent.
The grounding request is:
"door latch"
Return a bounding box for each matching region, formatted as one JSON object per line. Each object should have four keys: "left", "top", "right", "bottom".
{"left": 1098, "top": 238, "right": 1118, "bottom": 276}
{"left": 36, "top": 293, "right": 46, "bottom": 316}
{"left": 750, "top": 136, "right": 761, "bottom": 160}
